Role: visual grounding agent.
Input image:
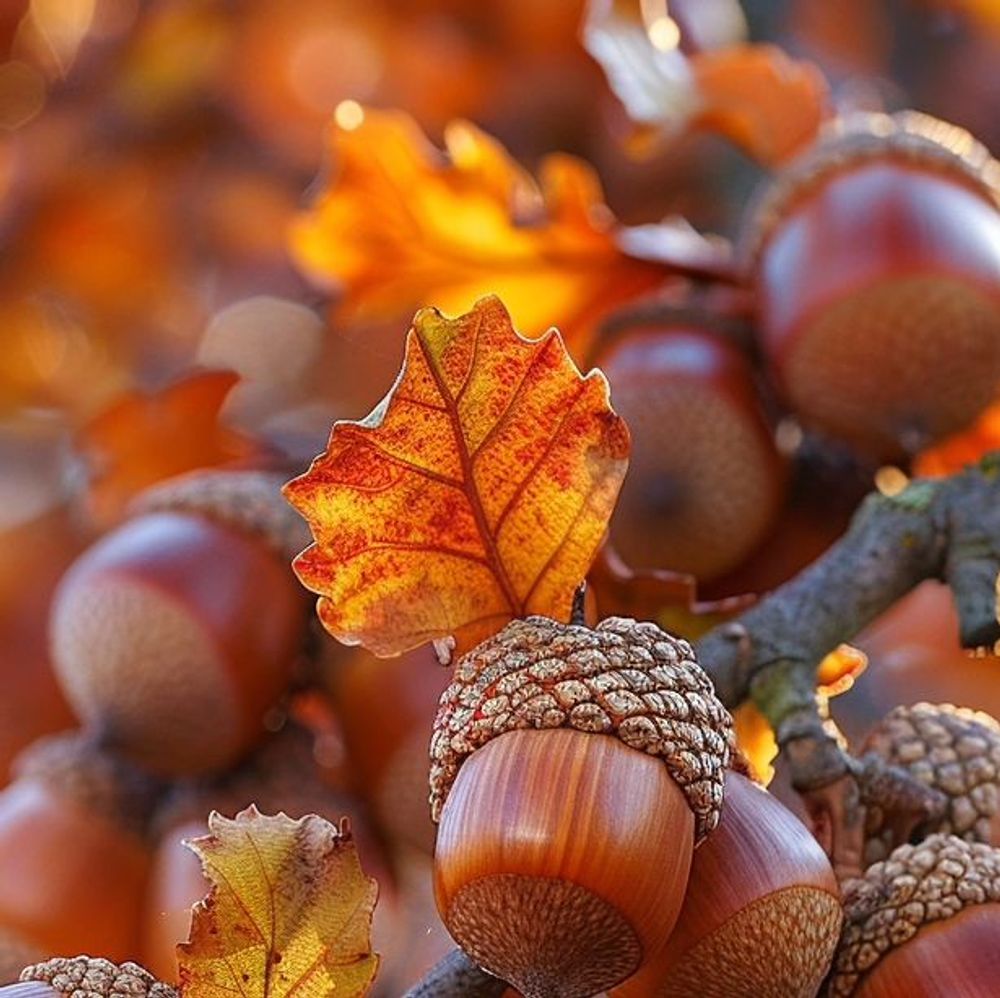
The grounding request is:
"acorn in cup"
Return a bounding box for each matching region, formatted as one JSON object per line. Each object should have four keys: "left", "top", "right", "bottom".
{"left": 828, "top": 834, "right": 1000, "bottom": 997}
{"left": 430, "top": 614, "right": 736, "bottom": 998}
{"left": 859, "top": 701, "right": 1000, "bottom": 865}
{"left": 745, "top": 110, "right": 1000, "bottom": 458}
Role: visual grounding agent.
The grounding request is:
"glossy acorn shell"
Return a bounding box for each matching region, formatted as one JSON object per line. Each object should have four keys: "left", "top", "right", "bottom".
{"left": 50, "top": 511, "right": 305, "bottom": 775}
{"left": 612, "top": 770, "right": 841, "bottom": 997}
{"left": 755, "top": 159, "right": 1000, "bottom": 457}
{"left": 433, "top": 727, "right": 695, "bottom": 998}
{"left": 852, "top": 904, "right": 1000, "bottom": 997}
{"left": 597, "top": 327, "right": 785, "bottom": 582}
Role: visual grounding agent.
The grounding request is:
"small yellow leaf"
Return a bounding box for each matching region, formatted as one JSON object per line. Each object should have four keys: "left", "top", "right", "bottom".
{"left": 284, "top": 296, "right": 630, "bottom": 657}
{"left": 178, "top": 807, "right": 378, "bottom": 998}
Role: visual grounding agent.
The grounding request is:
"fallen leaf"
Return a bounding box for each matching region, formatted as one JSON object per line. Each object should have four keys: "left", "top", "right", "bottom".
{"left": 913, "top": 399, "right": 1000, "bottom": 477}
{"left": 178, "top": 807, "right": 378, "bottom": 998}
{"left": 284, "top": 296, "right": 630, "bottom": 657}
{"left": 584, "top": 0, "right": 829, "bottom": 165}
{"left": 289, "top": 106, "right": 667, "bottom": 361}
{"left": 79, "top": 370, "right": 262, "bottom": 527}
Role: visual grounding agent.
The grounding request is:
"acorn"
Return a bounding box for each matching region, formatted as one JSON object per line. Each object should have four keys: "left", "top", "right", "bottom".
{"left": 746, "top": 110, "right": 1000, "bottom": 457}
{"left": 19, "top": 956, "right": 176, "bottom": 998}
{"left": 49, "top": 470, "right": 310, "bottom": 775}
{"left": 860, "top": 702, "right": 1000, "bottom": 865}
{"left": 828, "top": 834, "right": 1000, "bottom": 996}
{"left": 431, "top": 616, "right": 735, "bottom": 998}
{"left": 596, "top": 324, "right": 786, "bottom": 581}
{"left": 0, "top": 733, "right": 161, "bottom": 966}
{"left": 612, "top": 769, "right": 842, "bottom": 997}
{"left": 320, "top": 642, "right": 450, "bottom": 856}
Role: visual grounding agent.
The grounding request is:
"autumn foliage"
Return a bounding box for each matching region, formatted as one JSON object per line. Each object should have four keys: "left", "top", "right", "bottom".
{"left": 285, "top": 296, "right": 629, "bottom": 657}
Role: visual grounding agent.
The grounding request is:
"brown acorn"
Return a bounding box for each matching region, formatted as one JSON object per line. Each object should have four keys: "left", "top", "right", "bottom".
{"left": 0, "top": 733, "right": 161, "bottom": 967}
{"left": 19, "top": 956, "right": 176, "bottom": 998}
{"left": 613, "top": 769, "right": 842, "bottom": 997}
{"left": 860, "top": 702, "right": 1000, "bottom": 865}
{"left": 746, "top": 110, "right": 1000, "bottom": 457}
{"left": 828, "top": 834, "right": 1000, "bottom": 996}
{"left": 50, "top": 471, "right": 310, "bottom": 775}
{"left": 431, "top": 616, "right": 735, "bottom": 998}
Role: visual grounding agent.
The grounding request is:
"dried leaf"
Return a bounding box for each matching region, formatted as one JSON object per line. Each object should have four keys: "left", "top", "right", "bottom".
{"left": 79, "top": 370, "right": 261, "bottom": 527}
{"left": 284, "top": 296, "right": 630, "bottom": 657}
{"left": 588, "top": 544, "right": 755, "bottom": 641}
{"left": 913, "top": 400, "right": 1000, "bottom": 478}
{"left": 178, "top": 807, "right": 378, "bottom": 998}
{"left": 289, "top": 106, "right": 665, "bottom": 360}
{"left": 584, "top": 0, "right": 829, "bottom": 165}
{"left": 690, "top": 45, "right": 830, "bottom": 166}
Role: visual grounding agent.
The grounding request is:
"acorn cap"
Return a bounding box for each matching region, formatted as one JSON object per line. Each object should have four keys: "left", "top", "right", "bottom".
{"left": 130, "top": 469, "right": 310, "bottom": 562}
{"left": 430, "top": 616, "right": 735, "bottom": 841}
{"left": 13, "top": 732, "right": 163, "bottom": 840}
{"left": 828, "top": 834, "right": 1000, "bottom": 997}
{"left": 151, "top": 721, "right": 348, "bottom": 837}
{"left": 744, "top": 110, "right": 1000, "bottom": 264}
{"left": 862, "top": 702, "right": 1000, "bottom": 864}
{"left": 19, "top": 957, "right": 177, "bottom": 998}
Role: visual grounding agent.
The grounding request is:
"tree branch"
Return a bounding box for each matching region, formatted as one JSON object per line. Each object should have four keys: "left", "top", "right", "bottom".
{"left": 694, "top": 456, "right": 1000, "bottom": 874}
{"left": 402, "top": 950, "right": 506, "bottom": 998}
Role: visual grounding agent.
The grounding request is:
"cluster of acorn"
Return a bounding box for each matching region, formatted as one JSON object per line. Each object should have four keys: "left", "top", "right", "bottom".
{"left": 602, "top": 109, "right": 1000, "bottom": 599}
{"left": 0, "top": 469, "right": 455, "bottom": 995}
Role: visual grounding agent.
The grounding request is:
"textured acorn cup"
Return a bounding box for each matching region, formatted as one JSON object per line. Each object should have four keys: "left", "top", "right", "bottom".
{"left": 613, "top": 770, "right": 842, "bottom": 998}
{"left": 597, "top": 326, "right": 785, "bottom": 582}
{"left": 49, "top": 471, "right": 310, "bottom": 775}
{"left": 861, "top": 702, "right": 1000, "bottom": 866}
{"left": 431, "top": 616, "right": 735, "bottom": 998}
{"left": 19, "top": 956, "right": 176, "bottom": 998}
{"left": 0, "top": 733, "right": 160, "bottom": 963}
{"left": 828, "top": 834, "right": 1000, "bottom": 996}
{"left": 746, "top": 110, "right": 1000, "bottom": 457}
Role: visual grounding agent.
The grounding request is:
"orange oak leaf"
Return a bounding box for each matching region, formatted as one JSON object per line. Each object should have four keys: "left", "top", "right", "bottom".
{"left": 913, "top": 399, "right": 1000, "bottom": 478}
{"left": 289, "top": 106, "right": 670, "bottom": 361}
{"left": 584, "top": 0, "right": 829, "bottom": 166}
{"left": 79, "top": 370, "right": 262, "bottom": 528}
{"left": 178, "top": 807, "right": 379, "bottom": 998}
{"left": 284, "top": 296, "right": 630, "bottom": 658}
{"left": 588, "top": 545, "right": 755, "bottom": 641}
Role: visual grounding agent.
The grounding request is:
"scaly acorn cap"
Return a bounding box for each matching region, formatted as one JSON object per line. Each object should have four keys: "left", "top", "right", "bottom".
{"left": 19, "top": 957, "right": 176, "bottom": 998}
{"left": 430, "top": 616, "right": 735, "bottom": 842}
{"left": 743, "top": 110, "right": 1000, "bottom": 265}
{"left": 13, "top": 732, "right": 163, "bottom": 841}
{"left": 828, "top": 834, "right": 1000, "bottom": 996}
{"left": 130, "top": 469, "right": 310, "bottom": 562}
{"left": 861, "top": 702, "right": 1000, "bottom": 864}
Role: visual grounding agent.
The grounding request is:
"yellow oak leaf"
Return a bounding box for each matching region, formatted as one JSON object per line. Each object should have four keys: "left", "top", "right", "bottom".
{"left": 178, "top": 807, "right": 378, "bottom": 998}
{"left": 284, "top": 296, "right": 630, "bottom": 657}
{"left": 289, "top": 106, "right": 668, "bottom": 361}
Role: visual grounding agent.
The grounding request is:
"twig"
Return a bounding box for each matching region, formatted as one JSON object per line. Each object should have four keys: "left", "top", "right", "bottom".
{"left": 402, "top": 949, "right": 507, "bottom": 998}
{"left": 694, "top": 456, "right": 1000, "bottom": 874}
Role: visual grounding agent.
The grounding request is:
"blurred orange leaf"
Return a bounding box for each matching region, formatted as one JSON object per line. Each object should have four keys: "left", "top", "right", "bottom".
{"left": 284, "top": 296, "right": 630, "bottom": 657}
{"left": 178, "top": 807, "right": 379, "bottom": 998}
{"left": 913, "top": 399, "right": 1000, "bottom": 477}
{"left": 588, "top": 545, "right": 755, "bottom": 640}
{"left": 816, "top": 643, "right": 868, "bottom": 697}
{"left": 289, "top": 106, "right": 666, "bottom": 360}
{"left": 79, "top": 370, "right": 261, "bottom": 527}
{"left": 691, "top": 45, "right": 830, "bottom": 165}
{"left": 584, "top": 0, "right": 829, "bottom": 166}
